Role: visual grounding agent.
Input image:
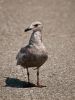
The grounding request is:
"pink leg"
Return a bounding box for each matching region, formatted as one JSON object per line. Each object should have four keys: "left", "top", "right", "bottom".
{"left": 26, "top": 68, "right": 30, "bottom": 83}
{"left": 37, "top": 67, "right": 39, "bottom": 86}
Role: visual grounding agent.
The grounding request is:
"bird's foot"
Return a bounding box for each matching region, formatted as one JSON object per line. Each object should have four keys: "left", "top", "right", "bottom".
{"left": 37, "top": 83, "right": 46, "bottom": 88}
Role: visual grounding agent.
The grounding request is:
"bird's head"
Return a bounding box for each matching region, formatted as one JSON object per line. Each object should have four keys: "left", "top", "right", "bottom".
{"left": 24, "top": 21, "right": 43, "bottom": 32}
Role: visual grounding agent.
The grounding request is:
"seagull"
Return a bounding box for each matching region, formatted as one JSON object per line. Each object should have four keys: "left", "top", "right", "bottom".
{"left": 16, "top": 21, "right": 48, "bottom": 87}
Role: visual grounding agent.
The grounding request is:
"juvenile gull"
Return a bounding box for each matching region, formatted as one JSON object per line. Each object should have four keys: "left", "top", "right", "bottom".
{"left": 16, "top": 21, "right": 48, "bottom": 86}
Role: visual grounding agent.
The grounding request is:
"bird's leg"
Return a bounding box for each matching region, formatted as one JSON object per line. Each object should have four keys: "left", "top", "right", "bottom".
{"left": 26, "top": 68, "right": 30, "bottom": 83}
{"left": 37, "top": 67, "right": 45, "bottom": 88}
{"left": 37, "top": 67, "right": 39, "bottom": 86}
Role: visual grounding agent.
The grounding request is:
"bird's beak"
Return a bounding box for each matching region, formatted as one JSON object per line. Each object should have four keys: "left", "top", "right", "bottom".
{"left": 24, "top": 27, "right": 32, "bottom": 32}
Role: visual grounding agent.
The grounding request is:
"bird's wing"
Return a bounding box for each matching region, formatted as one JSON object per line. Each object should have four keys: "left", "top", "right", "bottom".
{"left": 16, "top": 45, "right": 34, "bottom": 65}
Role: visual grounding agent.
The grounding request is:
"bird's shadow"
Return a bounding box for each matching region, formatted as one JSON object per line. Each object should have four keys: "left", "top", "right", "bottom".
{"left": 4, "top": 77, "right": 37, "bottom": 88}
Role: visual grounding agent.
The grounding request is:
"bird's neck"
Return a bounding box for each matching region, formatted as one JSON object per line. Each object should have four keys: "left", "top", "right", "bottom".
{"left": 29, "top": 31, "right": 42, "bottom": 46}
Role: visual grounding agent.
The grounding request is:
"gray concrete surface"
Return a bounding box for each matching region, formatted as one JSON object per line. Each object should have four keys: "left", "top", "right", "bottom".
{"left": 0, "top": 0, "right": 75, "bottom": 100}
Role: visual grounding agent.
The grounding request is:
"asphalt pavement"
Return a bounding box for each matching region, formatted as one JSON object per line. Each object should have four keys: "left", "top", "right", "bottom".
{"left": 0, "top": 0, "right": 75, "bottom": 100}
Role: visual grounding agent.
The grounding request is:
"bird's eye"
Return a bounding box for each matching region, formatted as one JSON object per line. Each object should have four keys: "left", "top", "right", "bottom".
{"left": 34, "top": 24, "right": 38, "bottom": 27}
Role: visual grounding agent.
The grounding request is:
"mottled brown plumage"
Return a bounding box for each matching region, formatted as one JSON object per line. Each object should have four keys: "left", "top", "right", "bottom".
{"left": 16, "top": 21, "right": 48, "bottom": 86}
